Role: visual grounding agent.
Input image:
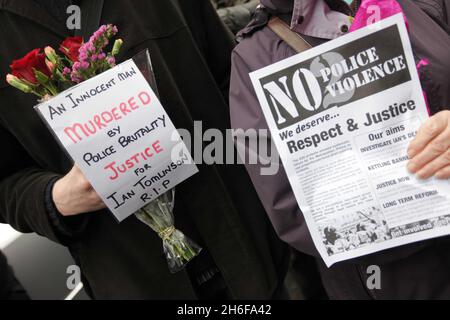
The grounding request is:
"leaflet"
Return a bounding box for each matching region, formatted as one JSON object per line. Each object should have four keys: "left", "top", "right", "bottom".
{"left": 250, "top": 14, "right": 450, "bottom": 267}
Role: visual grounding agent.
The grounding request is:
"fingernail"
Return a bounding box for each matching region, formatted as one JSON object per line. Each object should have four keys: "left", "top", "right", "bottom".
{"left": 407, "top": 148, "right": 417, "bottom": 159}
{"left": 416, "top": 170, "right": 429, "bottom": 180}
{"left": 435, "top": 172, "right": 443, "bottom": 179}
{"left": 435, "top": 172, "right": 447, "bottom": 180}
{"left": 407, "top": 162, "right": 418, "bottom": 173}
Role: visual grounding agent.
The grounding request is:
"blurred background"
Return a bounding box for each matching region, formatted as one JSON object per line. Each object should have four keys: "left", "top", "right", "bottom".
{"left": 211, "top": 0, "right": 259, "bottom": 34}
{"left": 0, "top": 224, "right": 89, "bottom": 300}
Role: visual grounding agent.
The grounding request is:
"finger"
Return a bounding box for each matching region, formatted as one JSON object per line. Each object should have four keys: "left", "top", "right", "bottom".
{"left": 407, "top": 128, "right": 450, "bottom": 174}
{"left": 78, "top": 177, "right": 92, "bottom": 191}
{"left": 74, "top": 167, "right": 92, "bottom": 190}
{"left": 416, "top": 148, "right": 450, "bottom": 179}
{"left": 92, "top": 198, "right": 107, "bottom": 211}
{"left": 88, "top": 189, "right": 102, "bottom": 202}
{"left": 436, "top": 165, "right": 450, "bottom": 180}
{"left": 72, "top": 165, "right": 83, "bottom": 174}
{"left": 408, "top": 112, "right": 448, "bottom": 158}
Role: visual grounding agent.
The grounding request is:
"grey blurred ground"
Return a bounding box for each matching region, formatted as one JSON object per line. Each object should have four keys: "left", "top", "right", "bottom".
{"left": 2, "top": 231, "right": 89, "bottom": 300}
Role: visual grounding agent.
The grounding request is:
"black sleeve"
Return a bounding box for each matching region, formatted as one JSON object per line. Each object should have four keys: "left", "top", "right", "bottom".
{"left": 173, "top": 0, "right": 236, "bottom": 102}
{"left": 200, "top": 0, "right": 236, "bottom": 102}
{"left": 0, "top": 124, "right": 87, "bottom": 245}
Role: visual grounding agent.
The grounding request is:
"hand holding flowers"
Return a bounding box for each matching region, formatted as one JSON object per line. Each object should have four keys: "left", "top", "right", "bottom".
{"left": 6, "top": 25, "right": 201, "bottom": 273}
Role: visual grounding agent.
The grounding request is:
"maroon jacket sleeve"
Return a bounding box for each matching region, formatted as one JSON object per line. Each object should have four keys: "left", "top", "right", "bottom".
{"left": 229, "top": 43, "right": 319, "bottom": 257}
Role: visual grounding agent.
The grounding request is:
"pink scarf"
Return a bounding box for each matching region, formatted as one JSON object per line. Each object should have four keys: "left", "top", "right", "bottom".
{"left": 349, "top": 0, "right": 430, "bottom": 113}
{"left": 349, "top": 0, "right": 408, "bottom": 32}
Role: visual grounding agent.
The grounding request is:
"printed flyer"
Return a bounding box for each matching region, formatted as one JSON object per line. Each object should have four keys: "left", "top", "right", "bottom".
{"left": 250, "top": 14, "right": 450, "bottom": 266}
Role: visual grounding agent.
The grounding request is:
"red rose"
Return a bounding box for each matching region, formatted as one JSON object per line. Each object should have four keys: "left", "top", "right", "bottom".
{"left": 59, "top": 36, "right": 83, "bottom": 62}
{"left": 10, "top": 48, "right": 51, "bottom": 85}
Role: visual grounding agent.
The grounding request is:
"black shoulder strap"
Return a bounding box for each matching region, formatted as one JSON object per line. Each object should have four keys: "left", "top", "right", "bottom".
{"left": 75, "top": 0, "right": 104, "bottom": 40}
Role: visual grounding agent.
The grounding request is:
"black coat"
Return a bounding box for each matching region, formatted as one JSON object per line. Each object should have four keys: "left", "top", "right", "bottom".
{"left": 0, "top": 251, "right": 13, "bottom": 299}
{"left": 0, "top": 0, "right": 289, "bottom": 299}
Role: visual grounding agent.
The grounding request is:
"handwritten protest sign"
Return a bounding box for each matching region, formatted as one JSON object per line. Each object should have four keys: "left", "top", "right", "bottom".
{"left": 36, "top": 59, "right": 198, "bottom": 222}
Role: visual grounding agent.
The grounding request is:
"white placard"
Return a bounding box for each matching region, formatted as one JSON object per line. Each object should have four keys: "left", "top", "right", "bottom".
{"left": 36, "top": 59, "right": 198, "bottom": 222}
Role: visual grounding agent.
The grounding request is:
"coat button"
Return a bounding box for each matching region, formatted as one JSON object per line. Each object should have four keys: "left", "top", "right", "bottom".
{"left": 341, "top": 24, "right": 349, "bottom": 33}
{"left": 298, "top": 15, "right": 304, "bottom": 24}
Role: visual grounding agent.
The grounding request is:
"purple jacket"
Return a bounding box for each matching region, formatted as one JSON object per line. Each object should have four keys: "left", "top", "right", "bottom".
{"left": 230, "top": 0, "right": 450, "bottom": 299}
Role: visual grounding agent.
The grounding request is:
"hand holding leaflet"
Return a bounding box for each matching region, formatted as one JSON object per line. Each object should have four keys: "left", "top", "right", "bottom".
{"left": 250, "top": 14, "right": 450, "bottom": 267}
{"left": 407, "top": 111, "right": 450, "bottom": 180}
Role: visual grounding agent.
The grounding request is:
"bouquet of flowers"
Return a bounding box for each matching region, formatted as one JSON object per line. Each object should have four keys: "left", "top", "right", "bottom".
{"left": 6, "top": 25, "right": 201, "bottom": 273}
{"left": 7, "top": 25, "right": 122, "bottom": 99}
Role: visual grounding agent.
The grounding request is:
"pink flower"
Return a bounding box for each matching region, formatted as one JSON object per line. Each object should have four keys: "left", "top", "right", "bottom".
{"left": 63, "top": 67, "right": 71, "bottom": 75}
{"left": 84, "top": 42, "right": 95, "bottom": 53}
{"left": 79, "top": 51, "right": 88, "bottom": 61}
{"left": 72, "top": 62, "right": 81, "bottom": 74}
{"left": 71, "top": 73, "right": 81, "bottom": 83}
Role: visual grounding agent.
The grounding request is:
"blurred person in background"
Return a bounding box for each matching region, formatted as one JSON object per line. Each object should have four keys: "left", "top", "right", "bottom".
{"left": 212, "top": 0, "right": 260, "bottom": 34}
